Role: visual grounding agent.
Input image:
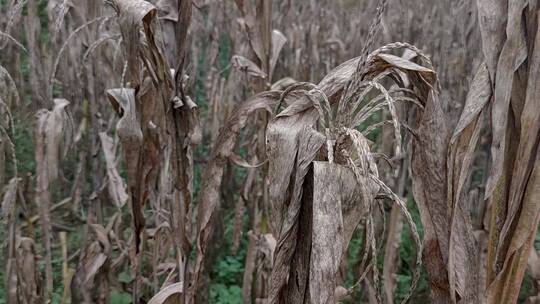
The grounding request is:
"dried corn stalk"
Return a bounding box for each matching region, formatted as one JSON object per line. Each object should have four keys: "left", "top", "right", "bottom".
{"left": 193, "top": 91, "right": 281, "bottom": 301}
{"left": 406, "top": 1, "right": 540, "bottom": 303}
{"left": 71, "top": 224, "right": 112, "bottom": 303}
{"left": 16, "top": 237, "right": 42, "bottom": 304}
{"left": 106, "top": 0, "right": 199, "bottom": 302}
{"left": 266, "top": 41, "right": 433, "bottom": 303}
{"left": 2, "top": 177, "right": 19, "bottom": 304}
{"left": 481, "top": 2, "right": 540, "bottom": 301}
{"left": 192, "top": 38, "right": 384, "bottom": 300}
{"left": 0, "top": 65, "right": 18, "bottom": 185}
{"left": 35, "top": 98, "right": 73, "bottom": 302}
{"left": 99, "top": 132, "right": 128, "bottom": 208}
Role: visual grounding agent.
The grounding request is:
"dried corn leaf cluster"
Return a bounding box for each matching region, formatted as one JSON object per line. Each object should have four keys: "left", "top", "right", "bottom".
{"left": 1, "top": 0, "right": 540, "bottom": 303}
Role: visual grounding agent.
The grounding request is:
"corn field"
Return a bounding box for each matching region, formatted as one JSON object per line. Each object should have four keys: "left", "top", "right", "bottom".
{"left": 1, "top": 0, "right": 539, "bottom": 303}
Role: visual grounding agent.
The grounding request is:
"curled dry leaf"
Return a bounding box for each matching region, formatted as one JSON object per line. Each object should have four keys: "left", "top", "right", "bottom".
{"left": 409, "top": 74, "right": 454, "bottom": 303}
{"left": 192, "top": 91, "right": 281, "bottom": 298}
{"left": 265, "top": 66, "right": 389, "bottom": 302}
{"left": 451, "top": 63, "right": 491, "bottom": 140}
{"left": 482, "top": 3, "right": 540, "bottom": 302}
{"left": 231, "top": 54, "right": 267, "bottom": 78}
{"left": 233, "top": 0, "right": 272, "bottom": 71}
{"left": 106, "top": 88, "right": 144, "bottom": 244}
{"left": 500, "top": 12, "right": 540, "bottom": 252}
{"left": 484, "top": 0, "right": 527, "bottom": 198}
{"left": 156, "top": 0, "right": 179, "bottom": 21}
{"left": 99, "top": 132, "right": 128, "bottom": 208}
{"left": 0, "top": 65, "right": 20, "bottom": 109}
{"left": 109, "top": 1, "right": 200, "bottom": 303}
{"left": 270, "top": 30, "right": 287, "bottom": 78}
{"left": 36, "top": 98, "right": 73, "bottom": 181}
{"left": 266, "top": 114, "right": 324, "bottom": 303}
{"left": 71, "top": 224, "right": 112, "bottom": 303}
{"left": 446, "top": 63, "right": 492, "bottom": 302}
{"left": 195, "top": 44, "right": 429, "bottom": 303}
{"left": 270, "top": 77, "right": 297, "bottom": 91}
{"left": 148, "top": 282, "right": 183, "bottom": 304}
{"left": 229, "top": 152, "right": 267, "bottom": 168}
{"left": 35, "top": 98, "right": 73, "bottom": 300}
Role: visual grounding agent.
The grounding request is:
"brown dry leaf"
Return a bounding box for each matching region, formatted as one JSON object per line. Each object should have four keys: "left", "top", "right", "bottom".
{"left": 1, "top": 178, "right": 18, "bottom": 220}
{"left": 266, "top": 105, "right": 321, "bottom": 233}
{"left": 157, "top": 0, "right": 192, "bottom": 72}
{"left": 266, "top": 111, "right": 324, "bottom": 303}
{"left": 487, "top": 152, "right": 540, "bottom": 303}
{"left": 446, "top": 63, "right": 492, "bottom": 302}
{"left": 0, "top": 0, "right": 26, "bottom": 50}
{"left": 2, "top": 177, "right": 19, "bottom": 304}
{"left": 148, "top": 282, "right": 183, "bottom": 304}
{"left": 229, "top": 153, "right": 267, "bottom": 168}
{"left": 485, "top": 9, "right": 540, "bottom": 303}
{"left": 156, "top": 0, "right": 178, "bottom": 21}
{"left": 0, "top": 67, "right": 20, "bottom": 182}
{"left": 485, "top": 0, "right": 527, "bottom": 198}
{"left": 37, "top": 98, "right": 73, "bottom": 181}
{"left": 99, "top": 132, "right": 128, "bottom": 208}
{"left": 110, "top": 1, "right": 200, "bottom": 302}
{"left": 234, "top": 0, "right": 272, "bottom": 71}
{"left": 175, "top": 0, "right": 192, "bottom": 69}
{"left": 407, "top": 64, "right": 454, "bottom": 303}
{"left": 16, "top": 237, "right": 42, "bottom": 304}
{"left": 0, "top": 66, "right": 17, "bottom": 184}
{"left": 108, "top": 2, "right": 164, "bottom": 298}
{"left": 500, "top": 14, "right": 540, "bottom": 252}
{"left": 476, "top": 0, "right": 507, "bottom": 80}
{"left": 318, "top": 57, "right": 361, "bottom": 101}
{"left": 270, "top": 30, "right": 287, "bottom": 78}
{"left": 375, "top": 53, "right": 434, "bottom": 74}
{"left": 271, "top": 77, "right": 297, "bottom": 91}
{"left": 0, "top": 65, "right": 20, "bottom": 108}
{"left": 112, "top": 0, "right": 157, "bottom": 87}
{"left": 24, "top": 0, "right": 49, "bottom": 107}
{"left": 412, "top": 115, "right": 452, "bottom": 301}
{"left": 106, "top": 88, "right": 144, "bottom": 242}
{"left": 231, "top": 55, "right": 267, "bottom": 78}
{"left": 309, "top": 162, "right": 378, "bottom": 304}
{"left": 366, "top": 53, "right": 437, "bottom": 94}
{"left": 265, "top": 78, "right": 387, "bottom": 302}
{"left": 320, "top": 46, "right": 436, "bottom": 116}
{"left": 243, "top": 232, "right": 276, "bottom": 302}
{"left": 451, "top": 63, "right": 491, "bottom": 139}
{"left": 35, "top": 98, "right": 73, "bottom": 301}
{"left": 71, "top": 224, "right": 112, "bottom": 303}
{"left": 192, "top": 91, "right": 281, "bottom": 299}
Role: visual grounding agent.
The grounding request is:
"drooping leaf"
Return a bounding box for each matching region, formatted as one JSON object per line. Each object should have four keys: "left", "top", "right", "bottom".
{"left": 485, "top": 0, "right": 527, "bottom": 198}
{"left": 231, "top": 55, "right": 267, "bottom": 78}
{"left": 99, "top": 132, "right": 128, "bottom": 208}
{"left": 148, "top": 282, "right": 183, "bottom": 304}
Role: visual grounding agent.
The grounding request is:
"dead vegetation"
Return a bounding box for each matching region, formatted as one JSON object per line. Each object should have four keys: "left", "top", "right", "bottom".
{"left": 1, "top": 0, "right": 539, "bottom": 303}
